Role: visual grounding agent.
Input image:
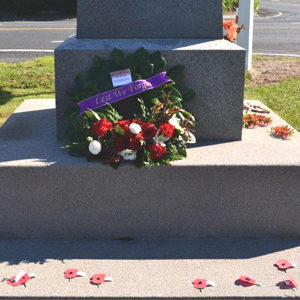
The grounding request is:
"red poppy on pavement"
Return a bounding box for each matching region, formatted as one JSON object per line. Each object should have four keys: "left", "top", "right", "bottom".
{"left": 239, "top": 276, "right": 258, "bottom": 286}
{"left": 275, "top": 259, "right": 296, "bottom": 271}
{"left": 286, "top": 274, "right": 298, "bottom": 288}
{"left": 6, "top": 271, "right": 36, "bottom": 287}
{"left": 192, "top": 278, "right": 215, "bottom": 292}
{"left": 91, "top": 273, "right": 106, "bottom": 285}
{"left": 64, "top": 269, "right": 86, "bottom": 280}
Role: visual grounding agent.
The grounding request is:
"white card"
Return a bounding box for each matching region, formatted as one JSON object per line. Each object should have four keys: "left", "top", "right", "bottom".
{"left": 110, "top": 69, "right": 132, "bottom": 87}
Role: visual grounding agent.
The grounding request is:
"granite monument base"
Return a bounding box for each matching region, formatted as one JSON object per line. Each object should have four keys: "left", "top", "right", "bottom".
{"left": 55, "top": 37, "right": 246, "bottom": 141}
{"left": 0, "top": 99, "right": 299, "bottom": 239}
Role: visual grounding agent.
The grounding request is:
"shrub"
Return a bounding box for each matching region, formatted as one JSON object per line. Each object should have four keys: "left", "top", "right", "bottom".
{"left": 223, "top": 0, "right": 260, "bottom": 12}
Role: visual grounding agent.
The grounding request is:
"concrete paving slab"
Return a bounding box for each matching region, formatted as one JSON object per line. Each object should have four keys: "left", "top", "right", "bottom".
{"left": 1, "top": 238, "right": 300, "bottom": 299}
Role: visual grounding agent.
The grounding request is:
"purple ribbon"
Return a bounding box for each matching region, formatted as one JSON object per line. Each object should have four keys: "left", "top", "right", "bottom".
{"left": 78, "top": 72, "right": 172, "bottom": 115}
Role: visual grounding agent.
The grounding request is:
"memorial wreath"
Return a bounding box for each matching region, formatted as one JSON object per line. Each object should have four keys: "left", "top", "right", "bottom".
{"left": 63, "top": 48, "right": 196, "bottom": 169}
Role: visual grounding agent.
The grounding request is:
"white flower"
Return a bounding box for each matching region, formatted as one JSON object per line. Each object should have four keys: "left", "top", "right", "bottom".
{"left": 169, "top": 114, "right": 181, "bottom": 127}
{"left": 130, "top": 123, "right": 142, "bottom": 135}
{"left": 154, "top": 135, "right": 169, "bottom": 147}
{"left": 186, "top": 132, "right": 196, "bottom": 144}
{"left": 89, "top": 140, "right": 102, "bottom": 155}
{"left": 119, "top": 149, "right": 137, "bottom": 161}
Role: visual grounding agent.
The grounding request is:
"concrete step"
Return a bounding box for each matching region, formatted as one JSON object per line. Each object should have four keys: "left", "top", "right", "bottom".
{"left": 0, "top": 99, "right": 300, "bottom": 239}
{"left": 1, "top": 238, "right": 300, "bottom": 299}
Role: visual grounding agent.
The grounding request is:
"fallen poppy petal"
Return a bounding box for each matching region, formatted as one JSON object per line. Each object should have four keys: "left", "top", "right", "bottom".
{"left": 287, "top": 274, "right": 298, "bottom": 288}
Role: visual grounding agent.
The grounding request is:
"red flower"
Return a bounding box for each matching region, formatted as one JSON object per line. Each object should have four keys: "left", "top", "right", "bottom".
{"left": 115, "top": 136, "right": 130, "bottom": 151}
{"left": 91, "top": 273, "right": 106, "bottom": 286}
{"left": 64, "top": 268, "right": 79, "bottom": 279}
{"left": 7, "top": 273, "right": 31, "bottom": 287}
{"left": 159, "top": 123, "right": 175, "bottom": 139}
{"left": 117, "top": 120, "right": 131, "bottom": 136}
{"left": 142, "top": 122, "right": 157, "bottom": 139}
{"left": 130, "top": 133, "right": 144, "bottom": 151}
{"left": 149, "top": 144, "right": 167, "bottom": 162}
{"left": 92, "top": 118, "right": 113, "bottom": 138}
{"left": 272, "top": 125, "right": 294, "bottom": 139}
{"left": 275, "top": 259, "right": 295, "bottom": 271}
{"left": 239, "top": 276, "right": 257, "bottom": 285}
{"left": 132, "top": 118, "right": 144, "bottom": 125}
{"left": 192, "top": 278, "right": 208, "bottom": 289}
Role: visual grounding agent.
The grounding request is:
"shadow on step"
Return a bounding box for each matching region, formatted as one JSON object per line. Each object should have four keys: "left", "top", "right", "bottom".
{"left": 1, "top": 238, "right": 300, "bottom": 266}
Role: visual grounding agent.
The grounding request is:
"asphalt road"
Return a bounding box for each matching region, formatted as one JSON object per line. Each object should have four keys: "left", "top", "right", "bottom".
{"left": 0, "top": 0, "right": 299, "bottom": 62}
{"left": 253, "top": 0, "right": 300, "bottom": 56}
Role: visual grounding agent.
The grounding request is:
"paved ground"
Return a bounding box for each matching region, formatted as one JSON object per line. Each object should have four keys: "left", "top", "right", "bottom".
{"left": 0, "top": 0, "right": 299, "bottom": 62}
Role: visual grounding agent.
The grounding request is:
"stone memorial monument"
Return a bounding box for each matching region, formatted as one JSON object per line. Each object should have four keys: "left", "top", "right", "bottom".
{"left": 55, "top": 0, "right": 246, "bottom": 141}
{"left": 1, "top": 0, "right": 300, "bottom": 239}
{"left": 1, "top": 1, "right": 300, "bottom": 297}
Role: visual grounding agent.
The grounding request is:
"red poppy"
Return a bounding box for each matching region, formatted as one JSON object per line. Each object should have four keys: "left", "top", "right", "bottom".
{"left": 7, "top": 273, "right": 31, "bottom": 287}
{"left": 275, "top": 259, "right": 295, "bottom": 271}
{"left": 192, "top": 278, "right": 208, "bottom": 289}
{"left": 91, "top": 273, "right": 106, "bottom": 285}
{"left": 117, "top": 120, "right": 131, "bottom": 137}
{"left": 64, "top": 268, "right": 79, "bottom": 279}
{"left": 239, "top": 276, "right": 256, "bottom": 285}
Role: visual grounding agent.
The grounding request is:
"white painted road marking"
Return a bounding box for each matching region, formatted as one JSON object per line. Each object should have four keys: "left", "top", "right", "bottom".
{"left": 51, "top": 41, "right": 64, "bottom": 43}
{"left": 0, "top": 49, "right": 54, "bottom": 52}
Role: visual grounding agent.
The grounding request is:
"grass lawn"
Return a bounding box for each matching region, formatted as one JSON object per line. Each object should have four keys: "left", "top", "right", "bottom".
{"left": 0, "top": 55, "right": 299, "bottom": 131}
{"left": 0, "top": 56, "right": 54, "bottom": 127}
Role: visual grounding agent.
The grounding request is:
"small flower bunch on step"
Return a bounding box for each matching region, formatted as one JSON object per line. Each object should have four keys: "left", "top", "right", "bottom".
{"left": 271, "top": 125, "right": 295, "bottom": 139}
{"left": 243, "top": 114, "right": 273, "bottom": 129}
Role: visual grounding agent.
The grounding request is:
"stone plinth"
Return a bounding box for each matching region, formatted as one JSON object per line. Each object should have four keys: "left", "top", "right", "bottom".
{"left": 77, "top": 0, "right": 223, "bottom": 39}
{"left": 55, "top": 37, "right": 246, "bottom": 141}
{"left": 1, "top": 100, "right": 300, "bottom": 239}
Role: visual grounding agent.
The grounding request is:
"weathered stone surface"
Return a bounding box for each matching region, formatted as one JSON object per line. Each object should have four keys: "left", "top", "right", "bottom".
{"left": 77, "top": 0, "right": 223, "bottom": 39}
{"left": 1, "top": 100, "right": 300, "bottom": 239}
{"left": 1, "top": 238, "right": 300, "bottom": 299}
{"left": 55, "top": 37, "right": 246, "bottom": 141}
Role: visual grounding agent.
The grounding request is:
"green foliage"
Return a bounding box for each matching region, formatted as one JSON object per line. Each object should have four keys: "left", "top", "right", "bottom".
{"left": 223, "top": 0, "right": 260, "bottom": 12}
{"left": 66, "top": 48, "right": 196, "bottom": 127}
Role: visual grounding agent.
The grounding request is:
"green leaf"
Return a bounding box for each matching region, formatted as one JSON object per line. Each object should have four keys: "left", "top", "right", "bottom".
{"left": 122, "top": 54, "right": 137, "bottom": 73}
{"left": 167, "top": 65, "right": 185, "bottom": 83}
{"left": 132, "top": 73, "right": 142, "bottom": 81}
{"left": 174, "top": 83, "right": 196, "bottom": 102}
{"left": 110, "top": 161, "right": 121, "bottom": 170}
{"left": 135, "top": 47, "right": 150, "bottom": 65}
{"left": 110, "top": 48, "right": 124, "bottom": 66}
{"left": 134, "top": 149, "right": 145, "bottom": 168}
{"left": 63, "top": 106, "right": 80, "bottom": 117}
{"left": 150, "top": 51, "right": 166, "bottom": 74}
{"left": 85, "top": 109, "right": 100, "bottom": 122}
{"left": 140, "top": 63, "right": 154, "bottom": 79}
{"left": 114, "top": 125, "right": 125, "bottom": 136}
{"left": 168, "top": 95, "right": 182, "bottom": 103}
{"left": 93, "top": 56, "right": 104, "bottom": 67}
